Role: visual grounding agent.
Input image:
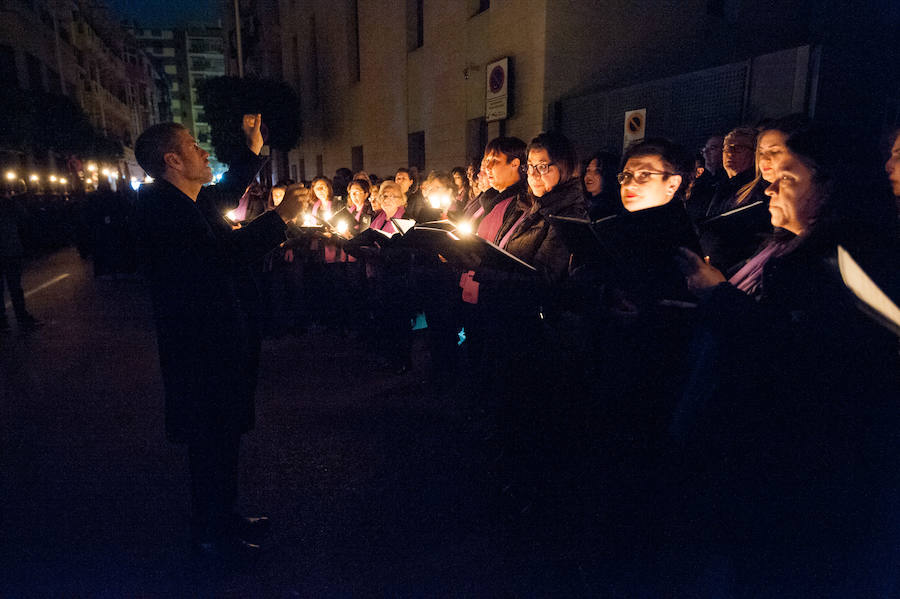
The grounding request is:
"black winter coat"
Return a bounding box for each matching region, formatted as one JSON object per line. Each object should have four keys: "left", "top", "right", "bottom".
{"left": 133, "top": 150, "right": 287, "bottom": 442}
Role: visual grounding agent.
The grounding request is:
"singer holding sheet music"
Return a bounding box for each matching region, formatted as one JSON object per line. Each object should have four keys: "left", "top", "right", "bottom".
{"left": 673, "top": 122, "right": 900, "bottom": 584}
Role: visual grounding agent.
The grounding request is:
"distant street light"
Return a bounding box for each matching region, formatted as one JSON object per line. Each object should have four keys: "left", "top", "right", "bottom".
{"left": 49, "top": 175, "right": 58, "bottom": 183}
{"left": 29, "top": 174, "right": 39, "bottom": 182}
{"left": 5, "top": 171, "right": 16, "bottom": 181}
{"left": 60, "top": 178, "right": 68, "bottom": 184}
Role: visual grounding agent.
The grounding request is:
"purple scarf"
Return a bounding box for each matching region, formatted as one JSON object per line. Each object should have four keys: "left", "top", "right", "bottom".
{"left": 728, "top": 241, "right": 787, "bottom": 295}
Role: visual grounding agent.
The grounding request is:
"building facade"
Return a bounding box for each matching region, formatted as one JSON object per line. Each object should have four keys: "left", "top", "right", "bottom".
{"left": 276, "top": 0, "right": 899, "bottom": 182}
{"left": 0, "top": 0, "right": 165, "bottom": 182}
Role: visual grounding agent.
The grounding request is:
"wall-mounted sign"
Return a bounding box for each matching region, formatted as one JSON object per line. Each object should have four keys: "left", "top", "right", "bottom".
{"left": 623, "top": 108, "right": 646, "bottom": 150}
{"left": 485, "top": 57, "right": 509, "bottom": 122}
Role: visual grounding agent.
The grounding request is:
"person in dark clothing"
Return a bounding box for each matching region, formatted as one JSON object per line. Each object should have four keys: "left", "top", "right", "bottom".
{"left": 686, "top": 135, "right": 727, "bottom": 220}
{"left": 0, "top": 192, "right": 41, "bottom": 331}
{"left": 675, "top": 124, "right": 900, "bottom": 594}
{"left": 458, "top": 137, "right": 529, "bottom": 380}
{"left": 705, "top": 127, "right": 758, "bottom": 217}
{"left": 394, "top": 167, "right": 426, "bottom": 221}
{"left": 474, "top": 132, "right": 588, "bottom": 515}
{"left": 582, "top": 150, "right": 622, "bottom": 220}
{"left": 132, "top": 115, "right": 302, "bottom": 561}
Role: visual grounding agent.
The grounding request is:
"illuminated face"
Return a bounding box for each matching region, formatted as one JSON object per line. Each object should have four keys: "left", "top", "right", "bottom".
{"left": 583, "top": 159, "right": 603, "bottom": 196}
{"left": 722, "top": 132, "right": 756, "bottom": 178}
{"left": 483, "top": 150, "right": 520, "bottom": 192}
{"left": 765, "top": 149, "right": 817, "bottom": 236}
{"left": 394, "top": 171, "right": 412, "bottom": 193}
{"left": 757, "top": 130, "right": 788, "bottom": 183}
{"left": 526, "top": 148, "right": 560, "bottom": 197}
{"left": 476, "top": 164, "right": 490, "bottom": 193}
{"left": 885, "top": 134, "right": 900, "bottom": 198}
{"left": 313, "top": 180, "right": 330, "bottom": 202}
{"left": 380, "top": 186, "right": 404, "bottom": 217}
{"left": 271, "top": 186, "right": 285, "bottom": 206}
{"left": 453, "top": 172, "right": 465, "bottom": 190}
{"left": 368, "top": 193, "right": 381, "bottom": 212}
{"left": 619, "top": 154, "right": 681, "bottom": 212}
{"left": 170, "top": 130, "right": 212, "bottom": 183}
{"left": 348, "top": 184, "right": 368, "bottom": 208}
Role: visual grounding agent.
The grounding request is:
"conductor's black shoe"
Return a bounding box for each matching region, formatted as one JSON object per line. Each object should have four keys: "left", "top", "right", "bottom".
{"left": 231, "top": 514, "right": 271, "bottom": 541}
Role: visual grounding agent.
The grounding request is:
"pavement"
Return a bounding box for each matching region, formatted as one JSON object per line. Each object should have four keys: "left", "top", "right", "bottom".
{"left": 0, "top": 247, "right": 636, "bottom": 597}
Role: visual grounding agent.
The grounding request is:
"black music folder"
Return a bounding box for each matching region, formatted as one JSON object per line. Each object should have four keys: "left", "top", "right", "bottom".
{"left": 550, "top": 200, "right": 701, "bottom": 303}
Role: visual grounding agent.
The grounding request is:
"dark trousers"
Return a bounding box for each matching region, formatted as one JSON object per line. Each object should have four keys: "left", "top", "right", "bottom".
{"left": 188, "top": 430, "right": 241, "bottom": 542}
{"left": 0, "top": 256, "right": 27, "bottom": 320}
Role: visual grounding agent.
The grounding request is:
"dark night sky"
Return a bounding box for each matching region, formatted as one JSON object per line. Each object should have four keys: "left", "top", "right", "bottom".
{"left": 105, "top": 0, "right": 222, "bottom": 27}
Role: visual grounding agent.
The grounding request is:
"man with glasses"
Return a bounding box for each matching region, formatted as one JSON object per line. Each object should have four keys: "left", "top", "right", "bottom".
{"left": 705, "top": 126, "right": 758, "bottom": 217}
{"left": 687, "top": 135, "right": 726, "bottom": 220}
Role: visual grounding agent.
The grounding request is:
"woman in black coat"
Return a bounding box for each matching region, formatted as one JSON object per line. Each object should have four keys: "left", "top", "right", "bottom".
{"left": 675, "top": 124, "right": 900, "bottom": 593}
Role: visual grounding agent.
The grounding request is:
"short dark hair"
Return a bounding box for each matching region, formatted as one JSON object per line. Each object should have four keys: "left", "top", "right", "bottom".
{"left": 622, "top": 137, "right": 692, "bottom": 197}
{"left": 347, "top": 178, "right": 370, "bottom": 195}
{"left": 135, "top": 122, "right": 188, "bottom": 179}
{"left": 484, "top": 136, "right": 527, "bottom": 167}
{"left": 527, "top": 131, "right": 577, "bottom": 183}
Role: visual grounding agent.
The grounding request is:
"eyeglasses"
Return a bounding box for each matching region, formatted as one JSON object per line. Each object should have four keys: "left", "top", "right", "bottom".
{"left": 616, "top": 170, "right": 673, "bottom": 185}
{"left": 525, "top": 162, "right": 555, "bottom": 175}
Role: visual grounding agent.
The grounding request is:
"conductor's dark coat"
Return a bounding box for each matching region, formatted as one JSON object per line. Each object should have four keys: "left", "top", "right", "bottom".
{"left": 133, "top": 150, "right": 286, "bottom": 442}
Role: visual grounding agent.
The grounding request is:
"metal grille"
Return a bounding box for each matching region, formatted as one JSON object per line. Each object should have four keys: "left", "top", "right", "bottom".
{"left": 560, "top": 61, "right": 748, "bottom": 159}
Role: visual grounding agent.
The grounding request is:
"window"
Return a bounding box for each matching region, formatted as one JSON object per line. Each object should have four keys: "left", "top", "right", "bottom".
{"left": 299, "top": 158, "right": 306, "bottom": 182}
{"left": 0, "top": 45, "right": 17, "bottom": 87}
{"left": 26, "top": 53, "right": 43, "bottom": 91}
{"left": 292, "top": 35, "right": 300, "bottom": 85}
{"left": 164, "top": 64, "right": 177, "bottom": 75}
{"left": 465, "top": 117, "right": 487, "bottom": 165}
{"left": 406, "top": 0, "right": 423, "bottom": 52}
{"left": 309, "top": 17, "right": 320, "bottom": 107}
{"left": 351, "top": 146, "right": 364, "bottom": 173}
{"left": 408, "top": 131, "right": 425, "bottom": 171}
{"left": 291, "top": 164, "right": 298, "bottom": 181}
{"left": 348, "top": 0, "right": 360, "bottom": 82}
{"left": 471, "top": 0, "right": 489, "bottom": 15}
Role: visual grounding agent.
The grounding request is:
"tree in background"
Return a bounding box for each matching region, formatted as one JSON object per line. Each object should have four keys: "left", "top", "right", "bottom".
{"left": 0, "top": 88, "right": 123, "bottom": 162}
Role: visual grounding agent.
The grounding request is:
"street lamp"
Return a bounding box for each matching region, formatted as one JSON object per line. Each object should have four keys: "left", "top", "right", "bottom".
{"left": 5, "top": 171, "right": 16, "bottom": 181}
{"left": 60, "top": 177, "right": 67, "bottom": 185}
{"left": 29, "top": 174, "right": 39, "bottom": 182}
{"left": 87, "top": 163, "right": 98, "bottom": 172}
{"left": 49, "top": 175, "right": 58, "bottom": 183}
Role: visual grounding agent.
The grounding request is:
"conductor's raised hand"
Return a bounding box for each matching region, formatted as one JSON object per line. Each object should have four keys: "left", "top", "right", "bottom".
{"left": 675, "top": 247, "right": 726, "bottom": 298}
{"left": 243, "top": 113, "right": 264, "bottom": 155}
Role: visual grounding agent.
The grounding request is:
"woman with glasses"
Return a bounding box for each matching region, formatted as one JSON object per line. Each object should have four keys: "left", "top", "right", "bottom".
{"left": 472, "top": 132, "right": 587, "bottom": 516}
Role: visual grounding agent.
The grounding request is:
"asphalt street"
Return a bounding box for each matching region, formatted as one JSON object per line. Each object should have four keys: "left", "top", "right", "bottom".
{"left": 0, "top": 248, "right": 642, "bottom": 597}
